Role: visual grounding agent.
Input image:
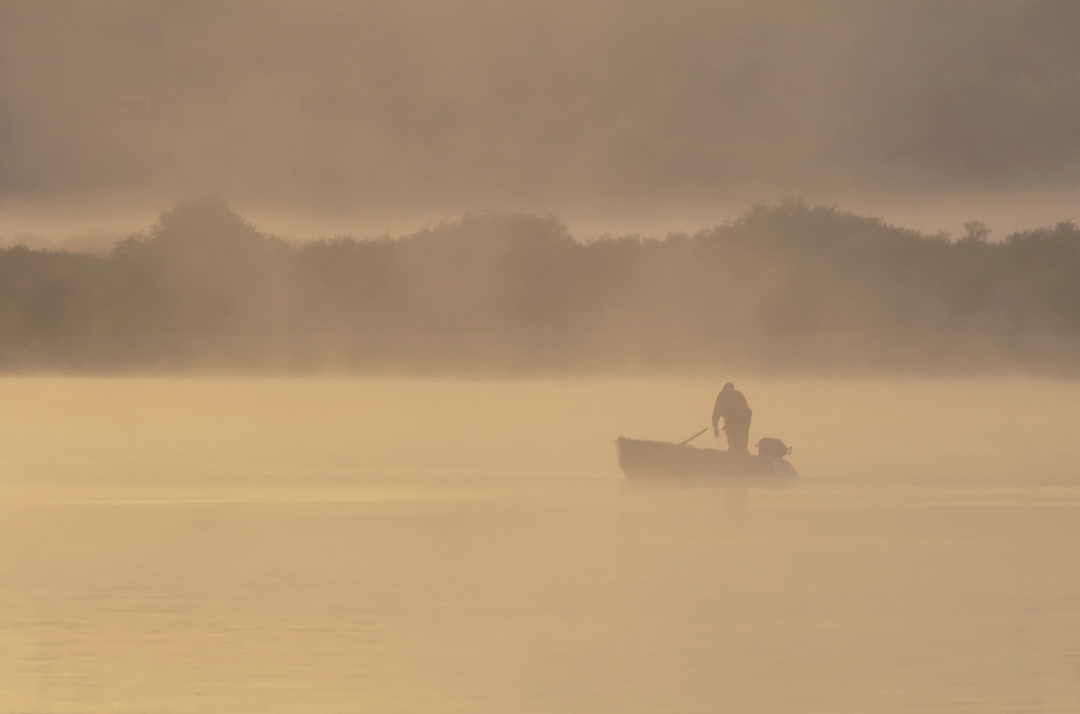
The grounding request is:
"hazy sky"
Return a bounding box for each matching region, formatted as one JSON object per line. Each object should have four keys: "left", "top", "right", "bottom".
{"left": 2, "top": 0, "right": 1079, "bottom": 237}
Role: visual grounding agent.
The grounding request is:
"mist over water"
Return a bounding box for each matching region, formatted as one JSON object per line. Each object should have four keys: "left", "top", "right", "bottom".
{"left": 3, "top": 377, "right": 1080, "bottom": 712}
{"left": 4, "top": 2, "right": 1080, "bottom": 711}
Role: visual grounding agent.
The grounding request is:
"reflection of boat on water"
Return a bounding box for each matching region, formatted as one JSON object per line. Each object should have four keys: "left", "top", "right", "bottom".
{"left": 615, "top": 436, "right": 797, "bottom": 479}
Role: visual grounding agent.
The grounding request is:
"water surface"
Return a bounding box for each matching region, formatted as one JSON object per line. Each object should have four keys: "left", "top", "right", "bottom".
{"left": 2, "top": 378, "right": 1079, "bottom": 713}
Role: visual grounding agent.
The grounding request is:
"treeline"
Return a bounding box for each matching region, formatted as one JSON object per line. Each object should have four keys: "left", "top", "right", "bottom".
{"left": 2, "top": 199, "right": 1079, "bottom": 374}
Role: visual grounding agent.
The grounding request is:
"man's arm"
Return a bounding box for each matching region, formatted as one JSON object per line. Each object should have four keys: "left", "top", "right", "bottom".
{"left": 712, "top": 394, "right": 723, "bottom": 437}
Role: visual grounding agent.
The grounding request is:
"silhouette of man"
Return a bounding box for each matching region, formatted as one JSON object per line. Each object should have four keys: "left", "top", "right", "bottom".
{"left": 712, "top": 382, "right": 752, "bottom": 454}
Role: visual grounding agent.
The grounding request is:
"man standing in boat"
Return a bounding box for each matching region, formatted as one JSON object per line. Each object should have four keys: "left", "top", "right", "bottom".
{"left": 712, "top": 382, "right": 752, "bottom": 454}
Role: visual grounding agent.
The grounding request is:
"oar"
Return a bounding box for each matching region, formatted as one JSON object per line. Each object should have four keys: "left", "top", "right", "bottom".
{"left": 680, "top": 427, "right": 709, "bottom": 445}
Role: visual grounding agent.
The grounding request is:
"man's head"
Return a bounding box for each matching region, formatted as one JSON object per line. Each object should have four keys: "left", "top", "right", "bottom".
{"left": 723, "top": 382, "right": 735, "bottom": 391}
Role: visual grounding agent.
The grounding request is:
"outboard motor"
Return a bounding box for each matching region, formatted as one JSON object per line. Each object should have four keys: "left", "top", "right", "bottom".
{"left": 756, "top": 437, "right": 792, "bottom": 458}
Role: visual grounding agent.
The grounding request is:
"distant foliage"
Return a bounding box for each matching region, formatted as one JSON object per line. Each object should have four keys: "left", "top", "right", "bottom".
{"left": 2, "top": 199, "right": 1080, "bottom": 373}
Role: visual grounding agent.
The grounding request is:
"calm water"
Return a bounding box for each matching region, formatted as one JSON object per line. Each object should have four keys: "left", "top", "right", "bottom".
{"left": 2, "top": 377, "right": 1080, "bottom": 713}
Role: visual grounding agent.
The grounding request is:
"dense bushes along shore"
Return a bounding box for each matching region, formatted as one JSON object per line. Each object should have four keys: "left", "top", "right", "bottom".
{"left": 2, "top": 199, "right": 1078, "bottom": 374}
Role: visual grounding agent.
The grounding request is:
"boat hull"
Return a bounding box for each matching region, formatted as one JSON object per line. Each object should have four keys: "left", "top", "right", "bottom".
{"left": 615, "top": 437, "right": 796, "bottom": 479}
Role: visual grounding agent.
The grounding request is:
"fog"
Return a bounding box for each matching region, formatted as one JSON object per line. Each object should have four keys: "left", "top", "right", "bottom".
{"left": 4, "top": 6, "right": 1080, "bottom": 711}
{"left": 3, "top": 377, "right": 1080, "bottom": 712}
{"left": 3, "top": 1, "right": 1080, "bottom": 238}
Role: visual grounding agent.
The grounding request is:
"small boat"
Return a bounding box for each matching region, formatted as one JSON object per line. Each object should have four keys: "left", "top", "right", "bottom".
{"left": 615, "top": 436, "right": 797, "bottom": 479}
